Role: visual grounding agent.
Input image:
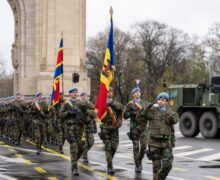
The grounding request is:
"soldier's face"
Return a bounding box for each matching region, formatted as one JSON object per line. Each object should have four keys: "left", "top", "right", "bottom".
{"left": 36, "top": 95, "right": 42, "bottom": 101}
{"left": 133, "top": 91, "right": 141, "bottom": 99}
{"left": 157, "top": 98, "right": 168, "bottom": 107}
{"left": 81, "top": 95, "right": 87, "bottom": 101}
{"left": 108, "top": 91, "right": 113, "bottom": 98}
{"left": 70, "top": 91, "right": 78, "bottom": 99}
{"left": 15, "top": 95, "right": 21, "bottom": 100}
{"left": 60, "top": 94, "right": 64, "bottom": 99}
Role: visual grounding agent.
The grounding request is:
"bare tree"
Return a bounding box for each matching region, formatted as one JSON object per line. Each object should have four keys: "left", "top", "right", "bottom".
{"left": 134, "top": 20, "right": 189, "bottom": 97}
{"left": 0, "top": 55, "right": 14, "bottom": 97}
{"left": 87, "top": 28, "right": 143, "bottom": 104}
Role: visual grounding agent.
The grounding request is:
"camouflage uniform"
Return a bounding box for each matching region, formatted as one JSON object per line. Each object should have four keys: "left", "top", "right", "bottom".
{"left": 30, "top": 97, "right": 48, "bottom": 154}
{"left": 141, "top": 93, "right": 178, "bottom": 180}
{"left": 123, "top": 99, "right": 148, "bottom": 173}
{"left": 99, "top": 100, "right": 123, "bottom": 174}
{"left": 53, "top": 96, "right": 66, "bottom": 153}
{"left": 60, "top": 97, "right": 84, "bottom": 176}
{"left": 80, "top": 101, "right": 97, "bottom": 163}
{"left": 12, "top": 97, "right": 26, "bottom": 145}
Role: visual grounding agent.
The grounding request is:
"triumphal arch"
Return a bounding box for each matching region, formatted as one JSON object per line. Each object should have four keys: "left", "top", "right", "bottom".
{"left": 7, "top": 0, "right": 90, "bottom": 95}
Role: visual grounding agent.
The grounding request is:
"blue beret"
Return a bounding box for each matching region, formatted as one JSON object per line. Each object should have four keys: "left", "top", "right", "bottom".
{"left": 157, "top": 92, "right": 169, "bottom": 100}
{"left": 35, "top": 92, "right": 42, "bottom": 97}
{"left": 69, "top": 87, "right": 78, "bottom": 94}
{"left": 80, "top": 92, "right": 87, "bottom": 96}
{"left": 15, "top": 92, "right": 21, "bottom": 96}
{"left": 132, "top": 87, "right": 141, "bottom": 94}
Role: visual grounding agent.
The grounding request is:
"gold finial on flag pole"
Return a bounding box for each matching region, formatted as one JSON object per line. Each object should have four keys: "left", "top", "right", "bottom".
{"left": 109, "top": 6, "right": 113, "bottom": 17}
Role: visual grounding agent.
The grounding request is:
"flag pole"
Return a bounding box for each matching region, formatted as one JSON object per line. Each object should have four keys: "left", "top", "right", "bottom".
{"left": 61, "top": 31, "right": 64, "bottom": 94}
{"left": 109, "top": 6, "right": 113, "bottom": 17}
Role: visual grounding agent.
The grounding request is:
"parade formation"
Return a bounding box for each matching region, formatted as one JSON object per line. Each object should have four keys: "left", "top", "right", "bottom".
{"left": 0, "top": 87, "right": 178, "bottom": 180}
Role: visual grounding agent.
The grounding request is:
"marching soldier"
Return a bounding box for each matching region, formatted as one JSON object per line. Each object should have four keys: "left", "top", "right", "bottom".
{"left": 123, "top": 87, "right": 148, "bottom": 173}
{"left": 80, "top": 92, "right": 97, "bottom": 163}
{"left": 98, "top": 87, "right": 124, "bottom": 174}
{"left": 141, "top": 92, "right": 178, "bottom": 180}
{"left": 30, "top": 92, "right": 48, "bottom": 155}
{"left": 53, "top": 92, "right": 66, "bottom": 153}
{"left": 60, "top": 87, "right": 84, "bottom": 176}
{"left": 12, "top": 92, "right": 25, "bottom": 145}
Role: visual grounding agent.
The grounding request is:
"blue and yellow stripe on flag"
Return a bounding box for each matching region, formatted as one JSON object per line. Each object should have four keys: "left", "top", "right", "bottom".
{"left": 50, "top": 38, "right": 63, "bottom": 107}
{"left": 95, "top": 17, "right": 115, "bottom": 122}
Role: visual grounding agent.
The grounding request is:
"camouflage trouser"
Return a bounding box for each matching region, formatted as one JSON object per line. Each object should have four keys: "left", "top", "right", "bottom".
{"left": 82, "top": 131, "right": 94, "bottom": 159}
{"left": 0, "top": 118, "right": 4, "bottom": 136}
{"left": 15, "top": 119, "right": 23, "bottom": 143}
{"left": 149, "top": 145, "right": 173, "bottom": 180}
{"left": 53, "top": 120, "right": 65, "bottom": 147}
{"left": 101, "top": 127, "right": 119, "bottom": 168}
{"left": 132, "top": 129, "right": 147, "bottom": 166}
{"left": 66, "top": 125, "right": 84, "bottom": 168}
{"left": 33, "top": 123, "right": 45, "bottom": 149}
{"left": 57, "top": 124, "right": 65, "bottom": 147}
{"left": 45, "top": 120, "right": 54, "bottom": 143}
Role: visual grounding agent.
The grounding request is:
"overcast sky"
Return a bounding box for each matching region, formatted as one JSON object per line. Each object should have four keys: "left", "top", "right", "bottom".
{"left": 1, "top": 0, "right": 220, "bottom": 71}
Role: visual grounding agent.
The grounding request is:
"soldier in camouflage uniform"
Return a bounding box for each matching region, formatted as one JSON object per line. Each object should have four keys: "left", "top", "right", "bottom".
{"left": 99, "top": 87, "right": 124, "bottom": 174}
{"left": 53, "top": 92, "right": 66, "bottom": 153}
{"left": 12, "top": 92, "right": 26, "bottom": 145}
{"left": 30, "top": 92, "right": 48, "bottom": 155}
{"left": 60, "top": 87, "right": 84, "bottom": 176}
{"left": 123, "top": 87, "right": 148, "bottom": 173}
{"left": 80, "top": 92, "right": 97, "bottom": 163}
{"left": 140, "top": 92, "right": 178, "bottom": 180}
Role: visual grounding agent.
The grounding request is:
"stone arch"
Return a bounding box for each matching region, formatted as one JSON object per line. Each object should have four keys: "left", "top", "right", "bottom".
{"left": 6, "top": 0, "right": 90, "bottom": 95}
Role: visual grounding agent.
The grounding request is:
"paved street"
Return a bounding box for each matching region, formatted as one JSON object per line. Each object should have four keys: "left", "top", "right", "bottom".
{"left": 0, "top": 121, "right": 220, "bottom": 180}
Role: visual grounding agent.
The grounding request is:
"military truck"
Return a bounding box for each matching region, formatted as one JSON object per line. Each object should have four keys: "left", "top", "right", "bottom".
{"left": 168, "top": 76, "right": 220, "bottom": 138}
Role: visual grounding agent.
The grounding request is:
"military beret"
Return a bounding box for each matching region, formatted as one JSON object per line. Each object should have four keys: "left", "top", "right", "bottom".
{"left": 80, "top": 92, "right": 87, "bottom": 96}
{"left": 132, "top": 87, "right": 141, "bottom": 94}
{"left": 35, "top": 92, "right": 42, "bottom": 97}
{"left": 157, "top": 92, "right": 169, "bottom": 100}
{"left": 15, "top": 92, "right": 21, "bottom": 96}
{"left": 69, "top": 87, "right": 78, "bottom": 94}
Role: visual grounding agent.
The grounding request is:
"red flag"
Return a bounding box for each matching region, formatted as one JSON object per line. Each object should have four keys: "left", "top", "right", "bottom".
{"left": 95, "top": 17, "right": 115, "bottom": 122}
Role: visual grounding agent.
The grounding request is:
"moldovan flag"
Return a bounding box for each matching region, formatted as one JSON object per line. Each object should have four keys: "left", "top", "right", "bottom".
{"left": 95, "top": 17, "right": 115, "bottom": 122}
{"left": 50, "top": 38, "right": 63, "bottom": 107}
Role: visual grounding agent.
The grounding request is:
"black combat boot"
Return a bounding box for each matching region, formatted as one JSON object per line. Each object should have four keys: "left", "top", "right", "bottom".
{"left": 15, "top": 141, "right": 20, "bottom": 146}
{"left": 36, "top": 148, "right": 41, "bottom": 155}
{"left": 71, "top": 166, "right": 79, "bottom": 176}
{"left": 58, "top": 146, "right": 63, "bottom": 154}
{"left": 135, "top": 164, "right": 141, "bottom": 173}
{"left": 107, "top": 163, "right": 114, "bottom": 175}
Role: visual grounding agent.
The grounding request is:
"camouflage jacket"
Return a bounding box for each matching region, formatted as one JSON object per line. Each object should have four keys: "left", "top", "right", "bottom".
{"left": 101, "top": 100, "right": 124, "bottom": 129}
{"left": 123, "top": 99, "right": 148, "bottom": 131}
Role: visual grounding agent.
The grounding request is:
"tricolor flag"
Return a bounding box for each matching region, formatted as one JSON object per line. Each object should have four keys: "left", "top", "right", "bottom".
{"left": 95, "top": 16, "right": 115, "bottom": 122}
{"left": 50, "top": 38, "right": 63, "bottom": 107}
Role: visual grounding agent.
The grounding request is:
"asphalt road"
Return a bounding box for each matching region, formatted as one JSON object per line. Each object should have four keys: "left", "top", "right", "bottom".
{"left": 0, "top": 121, "right": 220, "bottom": 180}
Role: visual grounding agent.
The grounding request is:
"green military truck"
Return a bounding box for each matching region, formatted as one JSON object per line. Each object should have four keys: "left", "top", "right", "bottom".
{"left": 168, "top": 77, "right": 220, "bottom": 138}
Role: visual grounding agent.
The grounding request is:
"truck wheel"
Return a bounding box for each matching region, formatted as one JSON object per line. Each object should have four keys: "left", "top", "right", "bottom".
{"left": 179, "top": 111, "right": 199, "bottom": 137}
{"left": 199, "top": 112, "right": 218, "bottom": 138}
